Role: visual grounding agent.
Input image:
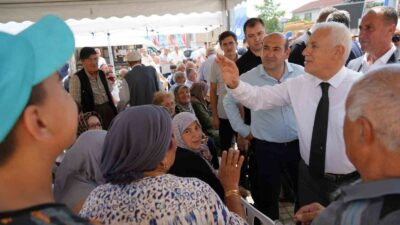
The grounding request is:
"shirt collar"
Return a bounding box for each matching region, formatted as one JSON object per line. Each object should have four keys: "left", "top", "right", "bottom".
{"left": 310, "top": 66, "right": 347, "bottom": 89}
{"left": 363, "top": 44, "right": 397, "bottom": 65}
{"left": 84, "top": 68, "right": 99, "bottom": 79}
{"left": 258, "top": 61, "right": 294, "bottom": 81}
{"left": 341, "top": 178, "right": 400, "bottom": 203}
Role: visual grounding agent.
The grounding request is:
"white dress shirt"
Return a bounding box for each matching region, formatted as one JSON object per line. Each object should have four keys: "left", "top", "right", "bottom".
{"left": 348, "top": 45, "right": 396, "bottom": 73}
{"left": 228, "top": 66, "right": 362, "bottom": 174}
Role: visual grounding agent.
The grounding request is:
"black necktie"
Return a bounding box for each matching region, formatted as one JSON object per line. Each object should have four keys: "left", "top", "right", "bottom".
{"left": 309, "top": 82, "right": 330, "bottom": 179}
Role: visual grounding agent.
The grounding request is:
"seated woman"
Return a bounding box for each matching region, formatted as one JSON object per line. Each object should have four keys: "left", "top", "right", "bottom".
{"left": 152, "top": 91, "right": 176, "bottom": 117}
{"left": 174, "top": 84, "right": 195, "bottom": 115}
{"left": 79, "top": 105, "right": 246, "bottom": 225}
{"left": 54, "top": 130, "right": 107, "bottom": 214}
{"left": 77, "top": 111, "right": 103, "bottom": 136}
{"left": 169, "top": 112, "right": 223, "bottom": 198}
{"left": 190, "top": 82, "right": 220, "bottom": 147}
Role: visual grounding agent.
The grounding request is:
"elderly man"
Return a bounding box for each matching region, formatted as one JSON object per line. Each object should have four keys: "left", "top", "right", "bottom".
{"left": 294, "top": 65, "right": 400, "bottom": 225}
{"left": 0, "top": 15, "right": 95, "bottom": 224}
{"left": 185, "top": 68, "right": 197, "bottom": 89}
{"left": 224, "top": 33, "right": 304, "bottom": 220}
{"left": 117, "top": 50, "right": 160, "bottom": 111}
{"left": 289, "top": 7, "right": 338, "bottom": 66}
{"left": 348, "top": 6, "right": 399, "bottom": 72}
{"left": 217, "top": 22, "right": 362, "bottom": 208}
{"left": 70, "top": 47, "right": 117, "bottom": 129}
{"left": 198, "top": 47, "right": 216, "bottom": 85}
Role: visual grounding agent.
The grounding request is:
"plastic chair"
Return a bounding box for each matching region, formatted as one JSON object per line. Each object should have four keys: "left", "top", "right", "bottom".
{"left": 240, "top": 197, "right": 276, "bottom": 225}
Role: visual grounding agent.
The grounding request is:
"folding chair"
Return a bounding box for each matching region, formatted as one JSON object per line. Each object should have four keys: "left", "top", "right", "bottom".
{"left": 240, "top": 197, "right": 276, "bottom": 225}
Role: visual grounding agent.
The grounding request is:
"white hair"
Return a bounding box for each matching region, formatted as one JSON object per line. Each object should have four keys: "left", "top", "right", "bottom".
{"left": 346, "top": 65, "right": 400, "bottom": 151}
{"left": 312, "top": 22, "right": 352, "bottom": 63}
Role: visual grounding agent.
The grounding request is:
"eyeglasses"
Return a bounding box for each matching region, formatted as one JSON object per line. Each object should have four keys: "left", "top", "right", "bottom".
{"left": 88, "top": 122, "right": 102, "bottom": 129}
{"left": 392, "top": 35, "right": 400, "bottom": 43}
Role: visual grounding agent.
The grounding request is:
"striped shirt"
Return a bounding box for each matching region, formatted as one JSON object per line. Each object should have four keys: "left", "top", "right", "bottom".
{"left": 313, "top": 179, "right": 400, "bottom": 225}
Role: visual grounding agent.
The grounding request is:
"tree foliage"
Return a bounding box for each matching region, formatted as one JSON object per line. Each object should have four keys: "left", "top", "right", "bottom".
{"left": 288, "top": 15, "right": 301, "bottom": 22}
{"left": 256, "top": 0, "right": 285, "bottom": 32}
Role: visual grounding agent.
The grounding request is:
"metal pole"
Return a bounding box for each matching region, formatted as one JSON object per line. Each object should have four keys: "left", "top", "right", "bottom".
{"left": 107, "top": 32, "right": 115, "bottom": 73}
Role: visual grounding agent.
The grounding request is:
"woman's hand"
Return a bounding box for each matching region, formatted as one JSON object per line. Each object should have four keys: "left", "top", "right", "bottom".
{"left": 218, "top": 148, "right": 244, "bottom": 191}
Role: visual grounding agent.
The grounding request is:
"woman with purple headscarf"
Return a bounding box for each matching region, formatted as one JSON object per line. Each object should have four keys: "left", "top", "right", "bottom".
{"left": 79, "top": 105, "right": 247, "bottom": 225}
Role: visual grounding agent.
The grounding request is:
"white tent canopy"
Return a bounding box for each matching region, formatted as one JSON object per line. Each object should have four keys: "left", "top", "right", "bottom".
{"left": 0, "top": 12, "right": 222, "bottom": 47}
{"left": 0, "top": 0, "right": 243, "bottom": 23}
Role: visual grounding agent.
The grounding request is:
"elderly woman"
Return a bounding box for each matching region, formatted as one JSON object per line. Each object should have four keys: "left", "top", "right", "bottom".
{"left": 152, "top": 91, "right": 176, "bottom": 117}
{"left": 190, "top": 82, "right": 219, "bottom": 140}
{"left": 174, "top": 84, "right": 195, "bottom": 114}
{"left": 169, "top": 112, "right": 223, "bottom": 199}
{"left": 54, "top": 130, "right": 107, "bottom": 213}
{"left": 79, "top": 105, "right": 246, "bottom": 225}
{"left": 77, "top": 111, "right": 103, "bottom": 136}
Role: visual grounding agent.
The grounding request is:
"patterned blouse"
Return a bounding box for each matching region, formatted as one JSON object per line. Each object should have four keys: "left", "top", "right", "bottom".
{"left": 79, "top": 174, "right": 247, "bottom": 225}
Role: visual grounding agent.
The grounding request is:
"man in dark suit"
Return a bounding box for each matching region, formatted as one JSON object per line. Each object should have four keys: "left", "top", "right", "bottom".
{"left": 348, "top": 6, "right": 399, "bottom": 73}
{"left": 117, "top": 50, "right": 160, "bottom": 111}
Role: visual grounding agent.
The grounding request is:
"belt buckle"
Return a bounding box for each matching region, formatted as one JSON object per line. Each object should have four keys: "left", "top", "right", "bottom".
{"left": 324, "top": 173, "right": 343, "bottom": 182}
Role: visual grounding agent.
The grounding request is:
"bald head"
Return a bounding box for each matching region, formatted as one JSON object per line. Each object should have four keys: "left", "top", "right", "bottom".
{"left": 263, "top": 32, "right": 289, "bottom": 49}
{"left": 346, "top": 65, "right": 400, "bottom": 151}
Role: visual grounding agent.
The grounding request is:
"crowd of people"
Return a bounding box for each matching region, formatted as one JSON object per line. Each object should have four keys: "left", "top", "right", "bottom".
{"left": 0, "top": 5, "right": 400, "bottom": 225}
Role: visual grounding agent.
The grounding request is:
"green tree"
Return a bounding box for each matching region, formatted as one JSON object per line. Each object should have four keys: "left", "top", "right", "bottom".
{"left": 288, "top": 15, "right": 301, "bottom": 22}
{"left": 256, "top": 0, "right": 285, "bottom": 32}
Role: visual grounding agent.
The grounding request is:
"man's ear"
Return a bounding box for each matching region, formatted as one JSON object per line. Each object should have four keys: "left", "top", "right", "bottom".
{"left": 357, "top": 116, "right": 374, "bottom": 145}
{"left": 334, "top": 45, "right": 346, "bottom": 61}
{"left": 21, "top": 105, "right": 52, "bottom": 141}
{"left": 284, "top": 47, "right": 291, "bottom": 59}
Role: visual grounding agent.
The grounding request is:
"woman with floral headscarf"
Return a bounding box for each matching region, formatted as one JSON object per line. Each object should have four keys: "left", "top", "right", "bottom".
{"left": 79, "top": 105, "right": 247, "bottom": 225}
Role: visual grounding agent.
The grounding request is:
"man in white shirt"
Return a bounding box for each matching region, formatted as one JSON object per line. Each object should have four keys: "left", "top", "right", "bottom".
{"left": 216, "top": 22, "right": 362, "bottom": 209}
{"left": 348, "top": 6, "right": 399, "bottom": 73}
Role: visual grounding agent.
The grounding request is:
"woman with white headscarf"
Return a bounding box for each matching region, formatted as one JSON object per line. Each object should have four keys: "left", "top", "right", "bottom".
{"left": 169, "top": 112, "right": 225, "bottom": 200}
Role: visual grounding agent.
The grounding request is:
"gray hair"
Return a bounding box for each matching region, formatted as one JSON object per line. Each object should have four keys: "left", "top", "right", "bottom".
{"left": 346, "top": 65, "right": 400, "bottom": 151}
{"left": 313, "top": 22, "right": 352, "bottom": 63}
{"left": 173, "top": 71, "right": 186, "bottom": 82}
{"left": 326, "top": 10, "right": 350, "bottom": 28}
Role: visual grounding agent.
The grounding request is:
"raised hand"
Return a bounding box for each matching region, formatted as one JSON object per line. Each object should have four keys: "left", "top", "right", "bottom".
{"left": 215, "top": 54, "right": 240, "bottom": 89}
{"left": 218, "top": 148, "right": 245, "bottom": 191}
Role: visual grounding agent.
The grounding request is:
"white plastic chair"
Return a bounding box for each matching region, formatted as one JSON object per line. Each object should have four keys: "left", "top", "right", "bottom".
{"left": 240, "top": 197, "right": 276, "bottom": 225}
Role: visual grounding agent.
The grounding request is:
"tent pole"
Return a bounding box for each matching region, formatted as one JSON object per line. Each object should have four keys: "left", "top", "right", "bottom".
{"left": 107, "top": 32, "right": 115, "bottom": 73}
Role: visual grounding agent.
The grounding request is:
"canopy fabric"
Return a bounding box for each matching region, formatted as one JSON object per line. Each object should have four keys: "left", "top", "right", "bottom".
{"left": 0, "top": 0, "right": 243, "bottom": 23}
{"left": 0, "top": 12, "right": 222, "bottom": 47}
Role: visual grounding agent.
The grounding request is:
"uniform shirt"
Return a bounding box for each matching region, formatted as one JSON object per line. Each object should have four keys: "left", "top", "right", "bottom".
{"left": 224, "top": 62, "right": 303, "bottom": 142}
{"left": 228, "top": 66, "right": 362, "bottom": 174}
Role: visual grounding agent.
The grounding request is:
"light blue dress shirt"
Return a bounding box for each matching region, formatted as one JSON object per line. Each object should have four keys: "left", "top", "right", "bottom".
{"left": 223, "top": 61, "right": 303, "bottom": 143}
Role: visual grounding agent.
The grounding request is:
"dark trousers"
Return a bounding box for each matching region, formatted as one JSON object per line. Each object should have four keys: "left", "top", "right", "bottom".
{"left": 94, "top": 102, "right": 117, "bottom": 130}
{"left": 297, "top": 159, "right": 359, "bottom": 208}
{"left": 219, "top": 118, "right": 236, "bottom": 151}
{"left": 251, "top": 138, "right": 300, "bottom": 220}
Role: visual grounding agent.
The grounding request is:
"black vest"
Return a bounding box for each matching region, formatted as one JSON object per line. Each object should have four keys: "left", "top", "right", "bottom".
{"left": 75, "top": 69, "right": 117, "bottom": 114}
